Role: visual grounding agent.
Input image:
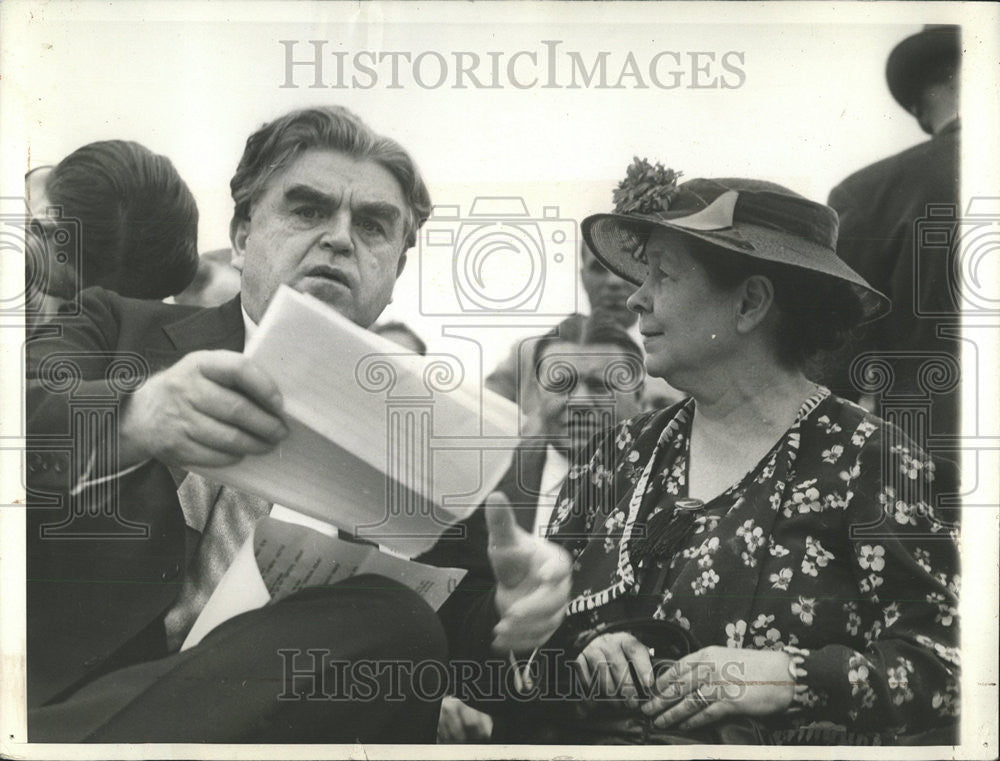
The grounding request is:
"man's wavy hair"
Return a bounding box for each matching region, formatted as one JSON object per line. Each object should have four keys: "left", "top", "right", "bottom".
{"left": 230, "top": 106, "right": 432, "bottom": 250}
{"left": 45, "top": 140, "right": 199, "bottom": 299}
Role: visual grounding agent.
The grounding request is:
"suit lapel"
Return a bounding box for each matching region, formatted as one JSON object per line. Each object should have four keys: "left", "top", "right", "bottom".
{"left": 143, "top": 296, "right": 245, "bottom": 373}
{"left": 162, "top": 295, "right": 245, "bottom": 352}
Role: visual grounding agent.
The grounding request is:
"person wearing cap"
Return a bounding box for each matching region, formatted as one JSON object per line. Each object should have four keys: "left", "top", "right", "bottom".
{"left": 466, "top": 161, "right": 959, "bottom": 744}
{"left": 823, "top": 25, "right": 961, "bottom": 438}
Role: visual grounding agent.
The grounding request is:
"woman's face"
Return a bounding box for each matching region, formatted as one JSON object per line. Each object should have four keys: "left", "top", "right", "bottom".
{"left": 626, "top": 229, "right": 739, "bottom": 383}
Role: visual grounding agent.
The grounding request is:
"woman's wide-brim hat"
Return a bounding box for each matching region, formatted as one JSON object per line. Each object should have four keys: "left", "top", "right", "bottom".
{"left": 581, "top": 168, "right": 891, "bottom": 324}
{"left": 886, "top": 25, "right": 961, "bottom": 112}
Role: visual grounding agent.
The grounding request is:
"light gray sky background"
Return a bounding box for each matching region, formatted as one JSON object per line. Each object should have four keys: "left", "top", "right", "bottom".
{"left": 9, "top": 2, "right": 985, "bottom": 369}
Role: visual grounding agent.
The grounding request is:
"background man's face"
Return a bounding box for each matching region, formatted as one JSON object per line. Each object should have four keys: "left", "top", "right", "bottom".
{"left": 534, "top": 341, "right": 643, "bottom": 452}
{"left": 376, "top": 327, "right": 424, "bottom": 354}
{"left": 232, "top": 148, "right": 408, "bottom": 326}
{"left": 25, "top": 172, "right": 78, "bottom": 301}
{"left": 580, "top": 242, "right": 638, "bottom": 328}
{"left": 25, "top": 168, "right": 52, "bottom": 221}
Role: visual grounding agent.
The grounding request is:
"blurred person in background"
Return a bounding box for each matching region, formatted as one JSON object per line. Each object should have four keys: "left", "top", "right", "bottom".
{"left": 822, "top": 25, "right": 961, "bottom": 440}
{"left": 485, "top": 240, "right": 681, "bottom": 415}
{"left": 24, "top": 166, "right": 71, "bottom": 318}
{"left": 25, "top": 165, "right": 53, "bottom": 219}
{"left": 372, "top": 319, "right": 428, "bottom": 355}
{"left": 424, "top": 312, "right": 644, "bottom": 742}
{"left": 25, "top": 140, "right": 199, "bottom": 325}
{"left": 173, "top": 248, "right": 242, "bottom": 308}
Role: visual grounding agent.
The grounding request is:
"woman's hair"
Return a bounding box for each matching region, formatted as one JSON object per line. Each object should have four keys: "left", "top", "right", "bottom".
{"left": 45, "top": 140, "right": 199, "bottom": 299}
{"left": 229, "top": 106, "right": 432, "bottom": 250}
{"left": 690, "top": 238, "right": 864, "bottom": 368}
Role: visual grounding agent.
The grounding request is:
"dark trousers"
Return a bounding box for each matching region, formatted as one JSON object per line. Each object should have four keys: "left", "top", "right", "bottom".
{"left": 29, "top": 575, "right": 447, "bottom": 743}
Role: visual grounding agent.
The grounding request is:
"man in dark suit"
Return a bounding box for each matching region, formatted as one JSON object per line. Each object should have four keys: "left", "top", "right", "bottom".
{"left": 425, "top": 313, "right": 644, "bottom": 741}
{"left": 823, "top": 25, "right": 961, "bottom": 439}
{"left": 24, "top": 106, "right": 571, "bottom": 742}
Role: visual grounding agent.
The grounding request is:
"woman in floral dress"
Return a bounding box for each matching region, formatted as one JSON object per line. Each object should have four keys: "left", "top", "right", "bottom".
{"left": 487, "top": 166, "right": 959, "bottom": 744}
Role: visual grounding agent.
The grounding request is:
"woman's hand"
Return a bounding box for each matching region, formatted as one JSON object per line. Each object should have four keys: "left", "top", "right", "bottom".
{"left": 575, "top": 631, "right": 655, "bottom": 709}
{"left": 640, "top": 646, "right": 794, "bottom": 730}
{"left": 487, "top": 493, "right": 572, "bottom": 653}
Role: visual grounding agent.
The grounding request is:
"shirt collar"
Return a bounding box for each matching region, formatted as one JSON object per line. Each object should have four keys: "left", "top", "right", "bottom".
{"left": 541, "top": 444, "right": 569, "bottom": 494}
{"left": 241, "top": 305, "right": 258, "bottom": 343}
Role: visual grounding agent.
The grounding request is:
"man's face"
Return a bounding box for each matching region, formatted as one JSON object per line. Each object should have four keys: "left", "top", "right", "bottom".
{"left": 376, "top": 327, "right": 424, "bottom": 355}
{"left": 25, "top": 168, "right": 52, "bottom": 221}
{"left": 25, "top": 172, "right": 79, "bottom": 300}
{"left": 534, "top": 341, "right": 643, "bottom": 452}
{"left": 232, "top": 148, "right": 409, "bottom": 327}
{"left": 580, "top": 242, "right": 638, "bottom": 328}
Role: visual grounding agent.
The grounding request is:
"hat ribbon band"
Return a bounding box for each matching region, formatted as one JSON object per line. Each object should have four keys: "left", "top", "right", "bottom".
{"left": 667, "top": 190, "right": 739, "bottom": 231}
{"left": 655, "top": 188, "right": 838, "bottom": 251}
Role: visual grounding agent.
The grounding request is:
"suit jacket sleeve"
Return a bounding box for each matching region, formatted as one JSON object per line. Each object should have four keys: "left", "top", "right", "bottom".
{"left": 25, "top": 288, "right": 191, "bottom": 707}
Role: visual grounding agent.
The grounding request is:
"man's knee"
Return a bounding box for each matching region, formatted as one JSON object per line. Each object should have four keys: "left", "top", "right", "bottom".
{"left": 344, "top": 574, "right": 448, "bottom": 663}
{"left": 268, "top": 575, "right": 447, "bottom": 665}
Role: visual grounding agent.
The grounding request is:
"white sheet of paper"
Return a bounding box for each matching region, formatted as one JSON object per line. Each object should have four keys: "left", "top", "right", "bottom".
{"left": 182, "top": 509, "right": 467, "bottom": 651}
{"left": 180, "top": 536, "right": 268, "bottom": 651}
{"left": 195, "top": 286, "right": 518, "bottom": 556}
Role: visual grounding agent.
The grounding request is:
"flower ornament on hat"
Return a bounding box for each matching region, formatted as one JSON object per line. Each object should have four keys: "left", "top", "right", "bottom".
{"left": 582, "top": 158, "right": 891, "bottom": 325}
{"left": 611, "top": 158, "right": 682, "bottom": 215}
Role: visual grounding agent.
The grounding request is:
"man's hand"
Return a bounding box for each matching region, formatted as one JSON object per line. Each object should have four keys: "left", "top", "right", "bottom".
{"left": 119, "top": 350, "right": 289, "bottom": 470}
{"left": 436, "top": 696, "right": 493, "bottom": 743}
{"left": 486, "top": 492, "right": 572, "bottom": 653}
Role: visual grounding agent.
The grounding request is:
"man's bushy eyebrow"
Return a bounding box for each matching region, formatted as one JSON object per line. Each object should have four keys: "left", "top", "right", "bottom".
{"left": 355, "top": 201, "right": 402, "bottom": 223}
{"left": 283, "top": 184, "right": 337, "bottom": 206}
{"left": 282, "top": 184, "right": 402, "bottom": 224}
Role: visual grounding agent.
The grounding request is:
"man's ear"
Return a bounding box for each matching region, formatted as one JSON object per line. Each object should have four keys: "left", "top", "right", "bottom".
{"left": 395, "top": 250, "right": 408, "bottom": 279}
{"left": 230, "top": 216, "right": 249, "bottom": 271}
{"left": 735, "top": 274, "right": 774, "bottom": 334}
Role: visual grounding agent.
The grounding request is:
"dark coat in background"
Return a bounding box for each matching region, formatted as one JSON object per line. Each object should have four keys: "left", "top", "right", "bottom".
{"left": 823, "top": 121, "right": 960, "bottom": 438}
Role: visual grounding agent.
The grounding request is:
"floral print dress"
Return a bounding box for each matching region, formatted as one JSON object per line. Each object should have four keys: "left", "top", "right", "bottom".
{"left": 546, "top": 387, "right": 960, "bottom": 739}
